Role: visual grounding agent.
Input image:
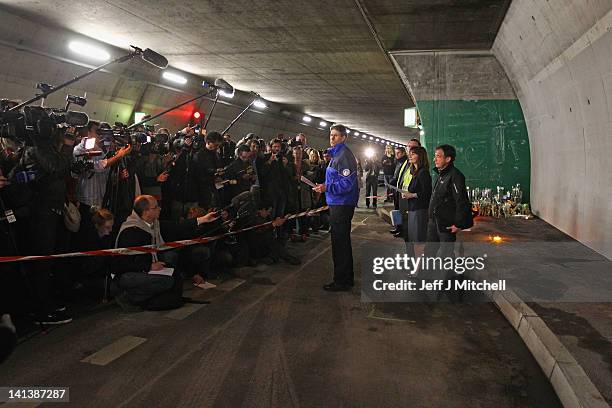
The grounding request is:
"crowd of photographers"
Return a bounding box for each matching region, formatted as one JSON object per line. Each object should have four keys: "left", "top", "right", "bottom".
{"left": 0, "top": 113, "right": 333, "bottom": 329}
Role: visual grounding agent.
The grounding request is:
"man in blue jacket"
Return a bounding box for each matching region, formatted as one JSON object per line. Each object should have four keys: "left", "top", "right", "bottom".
{"left": 313, "top": 124, "right": 359, "bottom": 291}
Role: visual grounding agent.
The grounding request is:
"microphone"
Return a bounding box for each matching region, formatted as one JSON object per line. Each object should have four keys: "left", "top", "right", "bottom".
{"left": 214, "top": 78, "right": 234, "bottom": 94}
{"left": 141, "top": 48, "right": 168, "bottom": 69}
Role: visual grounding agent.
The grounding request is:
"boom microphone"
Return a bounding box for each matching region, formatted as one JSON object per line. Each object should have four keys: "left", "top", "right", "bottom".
{"left": 214, "top": 78, "right": 234, "bottom": 94}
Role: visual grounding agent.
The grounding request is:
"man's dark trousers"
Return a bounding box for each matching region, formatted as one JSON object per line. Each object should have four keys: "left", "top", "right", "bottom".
{"left": 329, "top": 205, "right": 355, "bottom": 286}
{"left": 424, "top": 220, "right": 462, "bottom": 301}
{"left": 424, "top": 220, "right": 456, "bottom": 257}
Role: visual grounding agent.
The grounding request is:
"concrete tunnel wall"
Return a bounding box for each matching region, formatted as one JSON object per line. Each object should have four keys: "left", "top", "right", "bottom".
{"left": 391, "top": 52, "right": 532, "bottom": 202}
{"left": 393, "top": 1, "right": 612, "bottom": 260}
{"left": 492, "top": 0, "right": 612, "bottom": 260}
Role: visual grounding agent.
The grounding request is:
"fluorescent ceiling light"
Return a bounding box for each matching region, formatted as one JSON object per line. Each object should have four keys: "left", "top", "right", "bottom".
{"left": 220, "top": 90, "right": 234, "bottom": 98}
{"left": 162, "top": 71, "right": 187, "bottom": 85}
{"left": 68, "top": 40, "right": 110, "bottom": 61}
{"left": 303, "top": 115, "right": 312, "bottom": 123}
{"left": 375, "top": 138, "right": 380, "bottom": 142}
{"left": 369, "top": 136, "right": 374, "bottom": 140}
{"left": 319, "top": 121, "right": 328, "bottom": 127}
{"left": 354, "top": 131, "right": 360, "bottom": 136}
{"left": 361, "top": 135, "right": 367, "bottom": 139}
{"left": 253, "top": 99, "right": 267, "bottom": 109}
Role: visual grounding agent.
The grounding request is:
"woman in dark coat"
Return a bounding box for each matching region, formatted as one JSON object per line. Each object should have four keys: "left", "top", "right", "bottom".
{"left": 399, "top": 146, "right": 432, "bottom": 264}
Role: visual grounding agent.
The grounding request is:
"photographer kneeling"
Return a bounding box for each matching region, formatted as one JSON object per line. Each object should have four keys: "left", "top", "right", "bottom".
{"left": 243, "top": 199, "right": 301, "bottom": 266}
{"left": 113, "top": 195, "right": 218, "bottom": 311}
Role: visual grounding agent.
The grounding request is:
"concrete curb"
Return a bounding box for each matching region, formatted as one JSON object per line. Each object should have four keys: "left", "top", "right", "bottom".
{"left": 374, "top": 206, "right": 609, "bottom": 408}
{"left": 490, "top": 290, "right": 608, "bottom": 408}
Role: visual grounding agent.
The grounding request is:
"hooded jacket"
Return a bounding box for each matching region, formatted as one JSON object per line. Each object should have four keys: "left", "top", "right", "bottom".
{"left": 114, "top": 211, "right": 198, "bottom": 275}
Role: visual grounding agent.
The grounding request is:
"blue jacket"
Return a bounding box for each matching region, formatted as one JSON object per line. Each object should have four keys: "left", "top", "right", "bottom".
{"left": 325, "top": 143, "right": 359, "bottom": 206}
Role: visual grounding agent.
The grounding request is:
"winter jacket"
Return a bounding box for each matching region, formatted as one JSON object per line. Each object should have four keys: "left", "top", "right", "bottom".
{"left": 428, "top": 163, "right": 472, "bottom": 231}
{"left": 325, "top": 143, "right": 358, "bottom": 206}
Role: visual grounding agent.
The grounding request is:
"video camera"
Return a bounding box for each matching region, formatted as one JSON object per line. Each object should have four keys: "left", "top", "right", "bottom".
{"left": 0, "top": 101, "right": 89, "bottom": 146}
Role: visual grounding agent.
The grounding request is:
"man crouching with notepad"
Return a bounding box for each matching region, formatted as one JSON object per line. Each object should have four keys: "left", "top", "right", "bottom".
{"left": 113, "top": 195, "right": 218, "bottom": 311}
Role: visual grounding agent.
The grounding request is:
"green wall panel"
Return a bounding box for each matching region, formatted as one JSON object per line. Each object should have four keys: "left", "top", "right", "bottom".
{"left": 417, "top": 99, "right": 531, "bottom": 202}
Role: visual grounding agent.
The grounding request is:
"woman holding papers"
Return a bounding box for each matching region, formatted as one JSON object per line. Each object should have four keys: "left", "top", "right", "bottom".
{"left": 400, "top": 146, "right": 432, "bottom": 261}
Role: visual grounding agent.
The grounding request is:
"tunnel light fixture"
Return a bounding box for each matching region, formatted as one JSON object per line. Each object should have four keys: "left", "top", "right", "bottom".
{"left": 354, "top": 131, "right": 360, "bottom": 136}
{"left": 253, "top": 99, "right": 268, "bottom": 109}
{"left": 364, "top": 148, "right": 375, "bottom": 159}
{"left": 302, "top": 115, "right": 312, "bottom": 123}
{"left": 219, "top": 90, "right": 234, "bottom": 98}
{"left": 68, "top": 40, "right": 110, "bottom": 61}
{"left": 369, "top": 136, "right": 374, "bottom": 140}
{"left": 319, "top": 120, "right": 328, "bottom": 127}
{"left": 162, "top": 71, "right": 188, "bottom": 85}
{"left": 375, "top": 138, "right": 380, "bottom": 142}
{"left": 361, "top": 135, "right": 367, "bottom": 139}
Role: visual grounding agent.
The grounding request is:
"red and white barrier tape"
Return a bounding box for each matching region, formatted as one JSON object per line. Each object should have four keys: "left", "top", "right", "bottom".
{"left": 0, "top": 206, "right": 329, "bottom": 263}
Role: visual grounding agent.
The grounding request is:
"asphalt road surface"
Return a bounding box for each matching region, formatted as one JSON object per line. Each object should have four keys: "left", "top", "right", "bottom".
{"left": 0, "top": 211, "right": 561, "bottom": 407}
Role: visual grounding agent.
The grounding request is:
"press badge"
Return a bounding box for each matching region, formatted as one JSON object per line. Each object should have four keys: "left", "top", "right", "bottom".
{"left": 4, "top": 210, "right": 16, "bottom": 223}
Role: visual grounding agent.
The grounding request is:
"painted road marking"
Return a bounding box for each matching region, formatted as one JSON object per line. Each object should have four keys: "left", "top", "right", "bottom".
{"left": 81, "top": 336, "right": 147, "bottom": 366}
{"left": 216, "top": 278, "right": 246, "bottom": 292}
{"left": 164, "top": 303, "right": 207, "bottom": 320}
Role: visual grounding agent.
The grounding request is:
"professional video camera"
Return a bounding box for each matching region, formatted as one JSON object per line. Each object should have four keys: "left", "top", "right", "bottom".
{"left": 151, "top": 132, "right": 170, "bottom": 155}
{"left": 288, "top": 138, "right": 303, "bottom": 149}
{"left": 212, "top": 185, "right": 261, "bottom": 232}
{"left": 173, "top": 129, "right": 204, "bottom": 152}
{"left": 0, "top": 93, "right": 89, "bottom": 146}
{"left": 138, "top": 131, "right": 169, "bottom": 155}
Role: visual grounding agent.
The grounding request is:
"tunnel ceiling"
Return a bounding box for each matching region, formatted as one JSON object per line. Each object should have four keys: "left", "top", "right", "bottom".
{"left": 364, "top": 0, "right": 512, "bottom": 51}
{"left": 0, "top": 0, "right": 510, "bottom": 143}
